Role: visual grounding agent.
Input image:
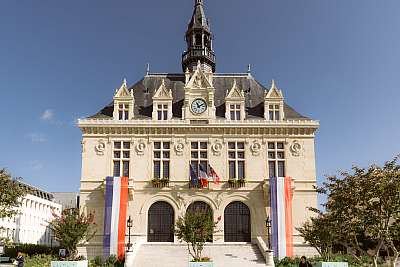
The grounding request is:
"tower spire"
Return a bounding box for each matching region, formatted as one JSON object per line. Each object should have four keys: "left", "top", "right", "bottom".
{"left": 182, "top": 0, "right": 216, "bottom": 73}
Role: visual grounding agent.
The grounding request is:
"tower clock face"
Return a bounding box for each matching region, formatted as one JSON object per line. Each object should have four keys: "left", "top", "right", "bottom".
{"left": 191, "top": 98, "right": 207, "bottom": 114}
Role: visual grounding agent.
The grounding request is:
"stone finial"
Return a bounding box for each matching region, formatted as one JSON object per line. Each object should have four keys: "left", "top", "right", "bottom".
{"left": 146, "top": 63, "right": 150, "bottom": 75}
{"left": 247, "top": 64, "right": 251, "bottom": 73}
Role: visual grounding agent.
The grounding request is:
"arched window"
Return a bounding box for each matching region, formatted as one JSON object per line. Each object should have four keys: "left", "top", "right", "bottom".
{"left": 148, "top": 201, "right": 174, "bottom": 242}
{"left": 224, "top": 201, "right": 251, "bottom": 242}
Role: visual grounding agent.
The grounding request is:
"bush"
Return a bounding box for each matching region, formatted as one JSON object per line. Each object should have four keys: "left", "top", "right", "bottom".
{"left": 24, "top": 254, "right": 54, "bottom": 267}
{"left": 4, "top": 244, "right": 60, "bottom": 258}
{"left": 89, "top": 255, "right": 125, "bottom": 267}
{"left": 273, "top": 255, "right": 385, "bottom": 267}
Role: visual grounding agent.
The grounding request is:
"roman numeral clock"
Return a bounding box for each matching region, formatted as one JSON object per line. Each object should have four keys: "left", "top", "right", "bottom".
{"left": 191, "top": 98, "right": 207, "bottom": 114}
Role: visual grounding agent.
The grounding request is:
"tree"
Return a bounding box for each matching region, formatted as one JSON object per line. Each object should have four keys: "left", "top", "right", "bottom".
{"left": 175, "top": 211, "right": 220, "bottom": 262}
{"left": 298, "top": 156, "right": 400, "bottom": 267}
{"left": 49, "top": 208, "right": 96, "bottom": 259}
{"left": 0, "top": 169, "right": 28, "bottom": 244}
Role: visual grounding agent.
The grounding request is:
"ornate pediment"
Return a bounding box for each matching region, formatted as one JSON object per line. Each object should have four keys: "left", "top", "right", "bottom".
{"left": 153, "top": 79, "right": 172, "bottom": 100}
{"left": 114, "top": 78, "right": 133, "bottom": 98}
{"left": 186, "top": 62, "right": 213, "bottom": 89}
{"left": 226, "top": 79, "right": 245, "bottom": 100}
{"left": 265, "top": 80, "right": 284, "bottom": 100}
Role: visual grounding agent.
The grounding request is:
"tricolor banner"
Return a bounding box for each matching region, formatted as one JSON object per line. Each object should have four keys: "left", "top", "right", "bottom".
{"left": 103, "top": 176, "right": 129, "bottom": 259}
{"left": 270, "top": 177, "right": 294, "bottom": 258}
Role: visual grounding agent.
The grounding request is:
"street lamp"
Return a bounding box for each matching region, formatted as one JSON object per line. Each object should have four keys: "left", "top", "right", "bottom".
{"left": 126, "top": 216, "right": 133, "bottom": 252}
{"left": 265, "top": 216, "right": 272, "bottom": 250}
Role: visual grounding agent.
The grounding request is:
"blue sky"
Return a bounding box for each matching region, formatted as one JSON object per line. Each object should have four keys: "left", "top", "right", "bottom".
{"left": 0, "top": 0, "right": 399, "bottom": 200}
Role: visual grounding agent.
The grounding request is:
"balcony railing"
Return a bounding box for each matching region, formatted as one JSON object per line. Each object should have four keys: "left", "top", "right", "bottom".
{"left": 182, "top": 48, "right": 216, "bottom": 63}
{"left": 227, "top": 179, "right": 246, "bottom": 188}
{"left": 150, "top": 178, "right": 169, "bottom": 188}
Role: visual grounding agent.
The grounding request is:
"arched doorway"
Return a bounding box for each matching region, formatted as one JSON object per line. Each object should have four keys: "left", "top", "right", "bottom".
{"left": 148, "top": 201, "right": 174, "bottom": 242}
{"left": 224, "top": 201, "right": 251, "bottom": 242}
{"left": 187, "top": 201, "right": 213, "bottom": 242}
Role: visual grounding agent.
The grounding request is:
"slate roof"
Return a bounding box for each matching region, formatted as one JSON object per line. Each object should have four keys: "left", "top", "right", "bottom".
{"left": 89, "top": 73, "right": 310, "bottom": 120}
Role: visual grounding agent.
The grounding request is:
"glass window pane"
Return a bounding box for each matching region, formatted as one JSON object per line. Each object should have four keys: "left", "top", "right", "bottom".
{"left": 163, "top": 142, "right": 170, "bottom": 149}
{"left": 119, "top": 111, "right": 123, "bottom": 120}
{"left": 199, "top": 161, "right": 208, "bottom": 173}
{"left": 163, "top": 161, "right": 169, "bottom": 179}
{"left": 275, "top": 105, "right": 279, "bottom": 109}
{"left": 277, "top": 142, "right": 284, "bottom": 149}
{"left": 154, "top": 151, "right": 161, "bottom": 158}
{"left": 158, "top": 105, "right": 162, "bottom": 109}
{"left": 191, "top": 142, "right": 198, "bottom": 149}
{"left": 230, "top": 105, "right": 235, "bottom": 109}
{"left": 277, "top": 152, "right": 284, "bottom": 159}
{"left": 236, "top": 111, "right": 241, "bottom": 120}
{"left": 123, "top": 142, "right": 130, "bottom": 149}
{"left": 191, "top": 161, "right": 199, "bottom": 176}
{"left": 268, "top": 152, "right": 275, "bottom": 159}
{"left": 268, "top": 161, "right": 276, "bottom": 178}
{"left": 123, "top": 161, "right": 129, "bottom": 177}
{"left": 238, "top": 161, "right": 245, "bottom": 179}
{"left": 228, "top": 152, "right": 236, "bottom": 159}
{"left": 269, "top": 105, "right": 273, "bottom": 109}
{"left": 113, "top": 161, "right": 120, "bottom": 177}
{"left": 191, "top": 152, "right": 199, "bottom": 158}
{"left": 163, "top": 111, "right": 168, "bottom": 120}
{"left": 230, "top": 111, "right": 235, "bottom": 120}
{"left": 269, "top": 111, "right": 274, "bottom": 120}
{"left": 114, "top": 142, "right": 121, "bottom": 149}
{"left": 119, "top": 104, "right": 123, "bottom": 109}
{"left": 200, "top": 142, "right": 207, "bottom": 149}
{"left": 278, "top": 161, "right": 285, "bottom": 177}
{"left": 236, "top": 104, "right": 240, "bottom": 109}
{"left": 237, "top": 152, "right": 244, "bottom": 159}
{"left": 123, "top": 151, "right": 130, "bottom": 159}
{"left": 124, "top": 111, "right": 129, "bottom": 120}
{"left": 228, "top": 142, "right": 235, "bottom": 149}
{"left": 153, "top": 161, "right": 160, "bottom": 179}
{"left": 200, "top": 152, "right": 207, "bottom": 159}
{"left": 114, "top": 151, "right": 121, "bottom": 159}
{"left": 237, "top": 142, "right": 244, "bottom": 149}
{"left": 275, "top": 111, "right": 280, "bottom": 120}
{"left": 229, "top": 161, "right": 236, "bottom": 179}
{"left": 163, "top": 151, "right": 170, "bottom": 158}
{"left": 154, "top": 142, "right": 161, "bottom": 149}
{"left": 157, "top": 111, "right": 162, "bottom": 120}
{"left": 268, "top": 142, "right": 275, "bottom": 149}
{"left": 163, "top": 104, "right": 168, "bottom": 109}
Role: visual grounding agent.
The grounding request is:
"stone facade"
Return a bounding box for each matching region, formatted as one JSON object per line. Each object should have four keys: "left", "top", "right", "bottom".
{"left": 77, "top": 0, "right": 319, "bottom": 259}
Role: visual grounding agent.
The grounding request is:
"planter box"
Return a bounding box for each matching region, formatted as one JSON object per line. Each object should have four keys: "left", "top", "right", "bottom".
{"left": 51, "top": 260, "right": 88, "bottom": 267}
{"left": 188, "top": 262, "right": 214, "bottom": 267}
{"left": 316, "top": 262, "right": 348, "bottom": 267}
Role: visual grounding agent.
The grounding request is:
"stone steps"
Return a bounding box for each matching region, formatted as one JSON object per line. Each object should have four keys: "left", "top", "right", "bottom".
{"left": 132, "top": 243, "right": 266, "bottom": 267}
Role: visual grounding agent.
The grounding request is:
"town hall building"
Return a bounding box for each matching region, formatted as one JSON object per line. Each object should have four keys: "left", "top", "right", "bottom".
{"left": 78, "top": 0, "right": 319, "bottom": 259}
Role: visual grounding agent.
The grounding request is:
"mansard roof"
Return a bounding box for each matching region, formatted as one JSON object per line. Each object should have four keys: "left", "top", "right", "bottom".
{"left": 89, "top": 73, "right": 310, "bottom": 120}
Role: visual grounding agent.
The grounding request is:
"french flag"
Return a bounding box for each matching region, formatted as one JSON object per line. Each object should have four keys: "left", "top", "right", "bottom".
{"left": 270, "top": 177, "right": 294, "bottom": 259}
{"left": 208, "top": 164, "right": 221, "bottom": 185}
{"left": 103, "top": 176, "right": 129, "bottom": 260}
{"left": 199, "top": 164, "right": 209, "bottom": 187}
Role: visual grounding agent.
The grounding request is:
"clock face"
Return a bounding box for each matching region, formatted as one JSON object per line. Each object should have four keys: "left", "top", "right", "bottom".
{"left": 191, "top": 98, "right": 207, "bottom": 114}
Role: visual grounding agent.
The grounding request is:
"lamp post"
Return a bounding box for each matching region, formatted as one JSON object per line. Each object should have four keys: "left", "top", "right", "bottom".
{"left": 265, "top": 216, "right": 272, "bottom": 250}
{"left": 126, "top": 216, "right": 133, "bottom": 252}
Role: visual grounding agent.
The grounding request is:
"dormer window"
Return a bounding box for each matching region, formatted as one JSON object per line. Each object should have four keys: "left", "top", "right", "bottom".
{"left": 225, "top": 80, "right": 245, "bottom": 121}
{"left": 230, "top": 104, "right": 241, "bottom": 120}
{"left": 157, "top": 104, "right": 168, "bottom": 121}
{"left": 118, "top": 104, "right": 130, "bottom": 120}
{"left": 152, "top": 79, "right": 173, "bottom": 121}
{"left": 113, "top": 79, "right": 135, "bottom": 121}
{"left": 264, "top": 80, "right": 284, "bottom": 121}
{"left": 268, "top": 104, "right": 280, "bottom": 121}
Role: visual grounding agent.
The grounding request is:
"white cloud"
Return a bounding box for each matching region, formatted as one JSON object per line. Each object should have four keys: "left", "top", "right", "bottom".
{"left": 41, "top": 109, "right": 54, "bottom": 121}
{"left": 26, "top": 133, "right": 47, "bottom": 143}
{"left": 30, "top": 160, "right": 43, "bottom": 171}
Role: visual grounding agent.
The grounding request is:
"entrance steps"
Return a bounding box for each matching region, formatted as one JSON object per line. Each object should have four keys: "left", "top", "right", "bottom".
{"left": 132, "top": 243, "right": 266, "bottom": 267}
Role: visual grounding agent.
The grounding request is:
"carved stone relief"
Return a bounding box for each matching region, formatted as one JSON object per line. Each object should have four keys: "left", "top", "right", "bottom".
{"left": 95, "top": 140, "right": 105, "bottom": 156}
{"left": 250, "top": 140, "right": 262, "bottom": 156}
{"left": 290, "top": 140, "right": 302, "bottom": 157}
{"left": 211, "top": 141, "right": 223, "bottom": 156}
{"left": 174, "top": 142, "right": 185, "bottom": 156}
{"left": 135, "top": 140, "right": 147, "bottom": 156}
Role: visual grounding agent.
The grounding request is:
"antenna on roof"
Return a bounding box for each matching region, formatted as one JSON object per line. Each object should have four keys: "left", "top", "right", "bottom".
{"left": 146, "top": 63, "right": 150, "bottom": 76}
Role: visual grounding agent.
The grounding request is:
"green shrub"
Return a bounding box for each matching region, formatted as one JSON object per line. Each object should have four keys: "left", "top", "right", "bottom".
{"left": 24, "top": 254, "right": 54, "bottom": 267}
{"left": 273, "top": 254, "right": 386, "bottom": 267}
{"left": 89, "top": 255, "right": 125, "bottom": 267}
{"left": 4, "top": 244, "right": 60, "bottom": 258}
